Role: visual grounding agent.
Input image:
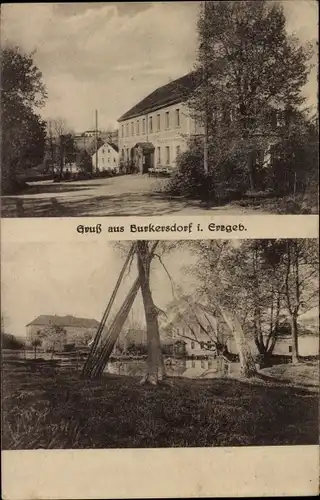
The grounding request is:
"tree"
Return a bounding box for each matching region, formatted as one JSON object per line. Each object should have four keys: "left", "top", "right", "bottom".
{"left": 187, "top": 0, "right": 313, "bottom": 197}
{"left": 280, "top": 239, "right": 319, "bottom": 363}
{"left": 162, "top": 240, "right": 257, "bottom": 377}
{"left": 43, "top": 324, "right": 67, "bottom": 359}
{"left": 31, "top": 338, "right": 42, "bottom": 359}
{"left": 1, "top": 46, "right": 47, "bottom": 193}
{"left": 77, "top": 150, "right": 93, "bottom": 174}
{"left": 136, "top": 241, "right": 165, "bottom": 385}
{"left": 46, "top": 118, "right": 76, "bottom": 179}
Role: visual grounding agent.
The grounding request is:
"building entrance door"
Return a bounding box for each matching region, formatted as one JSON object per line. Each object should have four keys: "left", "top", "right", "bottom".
{"left": 143, "top": 152, "right": 154, "bottom": 174}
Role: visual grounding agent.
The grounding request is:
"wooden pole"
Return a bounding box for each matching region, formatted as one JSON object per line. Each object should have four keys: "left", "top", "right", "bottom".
{"left": 95, "top": 109, "right": 98, "bottom": 173}
{"left": 81, "top": 243, "right": 135, "bottom": 377}
{"left": 84, "top": 241, "right": 159, "bottom": 379}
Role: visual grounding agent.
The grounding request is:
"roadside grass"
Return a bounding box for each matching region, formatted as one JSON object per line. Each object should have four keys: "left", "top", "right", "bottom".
{"left": 260, "top": 361, "right": 319, "bottom": 388}
{"left": 2, "top": 361, "right": 318, "bottom": 450}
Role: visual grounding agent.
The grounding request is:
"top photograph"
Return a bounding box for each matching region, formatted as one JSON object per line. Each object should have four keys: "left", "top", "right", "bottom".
{"left": 1, "top": 1, "right": 318, "bottom": 218}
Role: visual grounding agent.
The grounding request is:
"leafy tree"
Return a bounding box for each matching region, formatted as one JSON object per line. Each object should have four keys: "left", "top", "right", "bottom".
{"left": 183, "top": 1, "right": 314, "bottom": 199}
{"left": 1, "top": 46, "right": 47, "bottom": 193}
{"left": 280, "top": 239, "right": 319, "bottom": 363}
{"left": 31, "top": 338, "right": 42, "bottom": 359}
{"left": 77, "top": 150, "right": 93, "bottom": 174}
{"left": 136, "top": 241, "right": 165, "bottom": 384}
{"left": 184, "top": 239, "right": 318, "bottom": 367}
{"left": 43, "top": 324, "right": 67, "bottom": 358}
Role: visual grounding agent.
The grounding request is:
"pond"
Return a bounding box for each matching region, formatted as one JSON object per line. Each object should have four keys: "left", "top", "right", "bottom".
{"left": 2, "top": 350, "right": 241, "bottom": 379}
{"left": 106, "top": 357, "right": 241, "bottom": 379}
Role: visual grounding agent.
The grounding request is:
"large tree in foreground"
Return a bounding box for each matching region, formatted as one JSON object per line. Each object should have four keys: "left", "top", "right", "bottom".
{"left": 136, "top": 241, "right": 165, "bottom": 384}
{"left": 189, "top": 0, "right": 313, "bottom": 194}
{"left": 1, "top": 46, "right": 47, "bottom": 193}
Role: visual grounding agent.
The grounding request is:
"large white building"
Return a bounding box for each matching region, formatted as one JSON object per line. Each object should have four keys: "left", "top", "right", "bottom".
{"left": 117, "top": 72, "right": 202, "bottom": 174}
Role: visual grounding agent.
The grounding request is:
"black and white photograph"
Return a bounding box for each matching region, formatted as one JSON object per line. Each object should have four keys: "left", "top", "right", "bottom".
{"left": 2, "top": 238, "right": 319, "bottom": 450}
{"left": 1, "top": 1, "right": 318, "bottom": 218}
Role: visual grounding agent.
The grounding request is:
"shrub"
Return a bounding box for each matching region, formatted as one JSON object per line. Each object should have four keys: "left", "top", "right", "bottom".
{"left": 167, "top": 140, "right": 248, "bottom": 204}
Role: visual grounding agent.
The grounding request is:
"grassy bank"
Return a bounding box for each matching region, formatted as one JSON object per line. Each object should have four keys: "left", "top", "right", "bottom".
{"left": 2, "top": 361, "right": 318, "bottom": 450}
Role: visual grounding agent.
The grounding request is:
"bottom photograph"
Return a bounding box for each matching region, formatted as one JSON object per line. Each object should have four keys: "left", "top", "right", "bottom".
{"left": 1, "top": 238, "right": 319, "bottom": 449}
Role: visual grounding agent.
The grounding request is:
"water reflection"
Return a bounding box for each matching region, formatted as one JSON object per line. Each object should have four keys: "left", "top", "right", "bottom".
{"left": 106, "top": 357, "right": 241, "bottom": 379}
{"left": 3, "top": 350, "right": 241, "bottom": 379}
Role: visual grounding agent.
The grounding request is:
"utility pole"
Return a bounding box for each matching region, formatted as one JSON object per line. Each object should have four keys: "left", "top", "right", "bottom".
{"left": 203, "top": 0, "right": 209, "bottom": 176}
{"left": 95, "top": 109, "right": 98, "bottom": 173}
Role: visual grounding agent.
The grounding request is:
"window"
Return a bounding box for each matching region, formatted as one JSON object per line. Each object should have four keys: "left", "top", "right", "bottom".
{"left": 131, "top": 122, "right": 134, "bottom": 135}
{"left": 176, "top": 108, "right": 180, "bottom": 127}
{"left": 176, "top": 145, "right": 181, "bottom": 158}
{"left": 157, "top": 146, "right": 161, "bottom": 164}
{"left": 149, "top": 116, "right": 153, "bottom": 133}
{"left": 126, "top": 123, "right": 129, "bottom": 137}
{"left": 102, "top": 149, "right": 105, "bottom": 154}
{"left": 208, "top": 359, "right": 213, "bottom": 368}
{"left": 142, "top": 118, "right": 146, "bottom": 134}
{"left": 108, "top": 149, "right": 110, "bottom": 154}
{"left": 126, "top": 148, "right": 129, "bottom": 160}
{"left": 157, "top": 114, "right": 161, "bottom": 131}
{"left": 113, "top": 158, "right": 116, "bottom": 163}
{"left": 165, "top": 146, "right": 170, "bottom": 165}
{"left": 201, "top": 360, "right": 205, "bottom": 369}
{"left": 191, "top": 341, "right": 195, "bottom": 349}
{"left": 289, "top": 346, "right": 292, "bottom": 353}
{"left": 165, "top": 111, "right": 170, "bottom": 129}
{"left": 108, "top": 157, "right": 110, "bottom": 163}
{"left": 121, "top": 125, "right": 124, "bottom": 137}
{"left": 137, "top": 120, "right": 140, "bottom": 135}
{"left": 121, "top": 149, "right": 124, "bottom": 158}
{"left": 192, "top": 360, "right": 196, "bottom": 368}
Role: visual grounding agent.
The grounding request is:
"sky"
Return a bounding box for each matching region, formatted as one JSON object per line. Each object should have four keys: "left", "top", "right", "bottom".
{"left": 1, "top": 240, "right": 197, "bottom": 338}
{"left": 1, "top": 1, "right": 318, "bottom": 132}
{"left": 1, "top": 238, "right": 318, "bottom": 338}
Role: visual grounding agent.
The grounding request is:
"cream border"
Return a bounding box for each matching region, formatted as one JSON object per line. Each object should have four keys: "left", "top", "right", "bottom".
{"left": 2, "top": 446, "right": 319, "bottom": 499}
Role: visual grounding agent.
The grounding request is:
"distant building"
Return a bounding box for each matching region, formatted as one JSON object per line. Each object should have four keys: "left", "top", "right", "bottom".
{"left": 115, "top": 328, "right": 148, "bottom": 352}
{"left": 26, "top": 315, "right": 100, "bottom": 350}
{"left": 91, "top": 142, "right": 119, "bottom": 173}
{"left": 226, "top": 331, "right": 319, "bottom": 358}
{"left": 118, "top": 72, "right": 202, "bottom": 174}
{"left": 83, "top": 130, "right": 102, "bottom": 138}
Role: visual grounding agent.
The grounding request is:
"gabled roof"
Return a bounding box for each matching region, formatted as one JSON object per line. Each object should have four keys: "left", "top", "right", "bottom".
{"left": 95, "top": 142, "right": 119, "bottom": 154}
{"left": 26, "top": 315, "right": 100, "bottom": 328}
{"left": 118, "top": 72, "right": 199, "bottom": 122}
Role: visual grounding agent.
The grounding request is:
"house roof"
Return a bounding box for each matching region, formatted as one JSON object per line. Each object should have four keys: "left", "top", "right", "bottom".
{"left": 118, "top": 72, "right": 199, "bottom": 122}
{"left": 96, "top": 142, "right": 119, "bottom": 154}
{"left": 26, "top": 315, "right": 100, "bottom": 328}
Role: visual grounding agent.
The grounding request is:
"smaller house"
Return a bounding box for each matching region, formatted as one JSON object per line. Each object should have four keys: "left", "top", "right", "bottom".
{"left": 162, "top": 338, "right": 187, "bottom": 356}
{"left": 91, "top": 142, "right": 119, "bottom": 173}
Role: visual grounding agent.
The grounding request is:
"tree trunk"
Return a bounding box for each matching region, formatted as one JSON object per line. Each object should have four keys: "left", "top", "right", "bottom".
{"left": 248, "top": 151, "right": 256, "bottom": 191}
{"left": 219, "top": 307, "right": 257, "bottom": 378}
{"left": 290, "top": 314, "right": 299, "bottom": 364}
{"left": 59, "top": 136, "right": 65, "bottom": 180}
{"left": 137, "top": 241, "right": 165, "bottom": 385}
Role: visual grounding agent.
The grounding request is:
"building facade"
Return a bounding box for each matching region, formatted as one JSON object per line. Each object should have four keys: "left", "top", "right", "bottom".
{"left": 118, "top": 73, "right": 202, "bottom": 174}
{"left": 26, "top": 315, "right": 99, "bottom": 351}
{"left": 91, "top": 142, "right": 119, "bottom": 173}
